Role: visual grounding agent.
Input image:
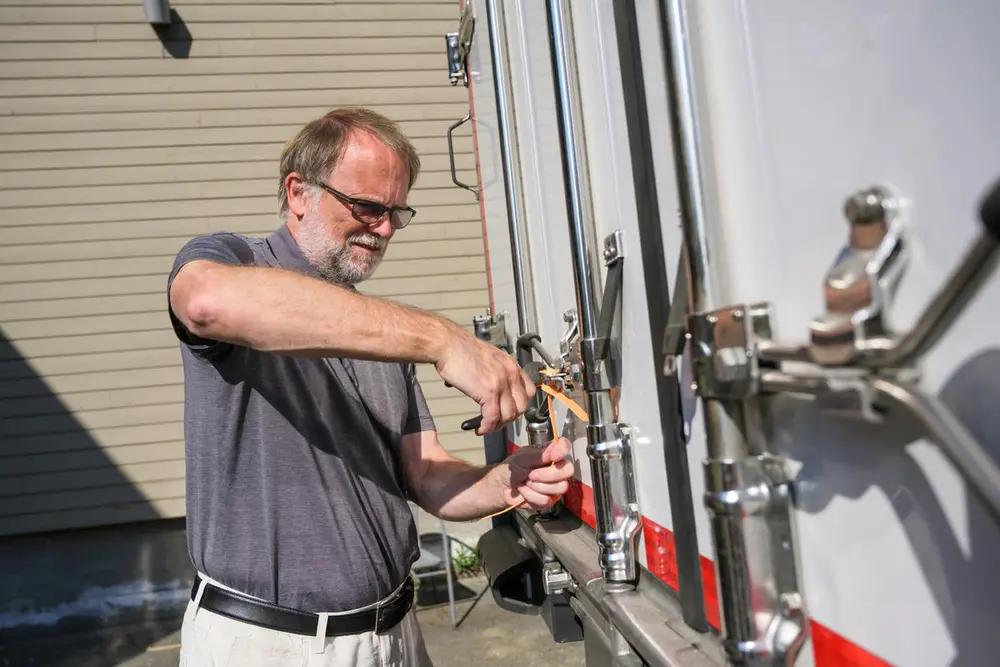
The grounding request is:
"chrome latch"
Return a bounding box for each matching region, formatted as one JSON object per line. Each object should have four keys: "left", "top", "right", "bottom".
{"left": 558, "top": 309, "right": 581, "bottom": 383}
{"left": 587, "top": 423, "right": 641, "bottom": 583}
{"left": 703, "top": 454, "right": 807, "bottom": 663}
{"left": 808, "top": 186, "right": 908, "bottom": 365}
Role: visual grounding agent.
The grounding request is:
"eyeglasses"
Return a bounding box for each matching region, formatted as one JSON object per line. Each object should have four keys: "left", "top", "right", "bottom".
{"left": 315, "top": 182, "right": 417, "bottom": 230}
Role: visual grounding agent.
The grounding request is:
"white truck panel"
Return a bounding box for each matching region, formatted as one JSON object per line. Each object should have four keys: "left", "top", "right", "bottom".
{"left": 456, "top": 0, "right": 1000, "bottom": 665}
{"left": 688, "top": 1, "right": 1000, "bottom": 664}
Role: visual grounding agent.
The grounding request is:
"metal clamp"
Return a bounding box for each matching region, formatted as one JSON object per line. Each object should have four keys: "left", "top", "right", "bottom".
{"left": 542, "top": 561, "right": 575, "bottom": 596}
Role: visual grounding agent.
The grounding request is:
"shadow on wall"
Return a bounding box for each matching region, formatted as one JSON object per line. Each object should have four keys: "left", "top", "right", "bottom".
{"left": 781, "top": 347, "right": 1000, "bottom": 666}
{"left": 153, "top": 9, "right": 193, "bottom": 59}
{"left": 0, "top": 327, "right": 190, "bottom": 665}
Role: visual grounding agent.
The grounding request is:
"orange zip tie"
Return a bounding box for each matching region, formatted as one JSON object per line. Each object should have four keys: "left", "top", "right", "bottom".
{"left": 479, "top": 380, "right": 590, "bottom": 520}
{"left": 539, "top": 383, "right": 589, "bottom": 423}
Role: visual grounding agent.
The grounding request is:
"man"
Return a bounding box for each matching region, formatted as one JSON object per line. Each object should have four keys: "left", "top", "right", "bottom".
{"left": 166, "top": 107, "right": 574, "bottom": 666}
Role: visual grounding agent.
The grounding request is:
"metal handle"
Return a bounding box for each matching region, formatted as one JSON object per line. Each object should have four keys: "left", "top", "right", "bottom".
{"left": 869, "top": 234, "right": 998, "bottom": 368}
{"left": 874, "top": 377, "right": 1000, "bottom": 527}
{"left": 447, "top": 112, "right": 479, "bottom": 200}
{"left": 761, "top": 370, "right": 1000, "bottom": 528}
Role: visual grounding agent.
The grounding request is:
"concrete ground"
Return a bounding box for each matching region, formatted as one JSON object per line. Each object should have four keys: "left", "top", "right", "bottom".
{"left": 0, "top": 575, "right": 584, "bottom": 667}
{"left": 0, "top": 518, "right": 583, "bottom": 667}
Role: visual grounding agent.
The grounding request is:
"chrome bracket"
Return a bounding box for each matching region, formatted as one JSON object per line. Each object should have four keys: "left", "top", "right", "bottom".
{"left": 688, "top": 302, "right": 773, "bottom": 400}
{"left": 473, "top": 310, "right": 511, "bottom": 352}
{"left": 444, "top": 2, "right": 475, "bottom": 87}
{"left": 596, "top": 230, "right": 625, "bottom": 363}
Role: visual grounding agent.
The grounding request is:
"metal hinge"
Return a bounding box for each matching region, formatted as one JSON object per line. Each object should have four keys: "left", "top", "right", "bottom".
{"left": 473, "top": 310, "right": 511, "bottom": 352}
{"left": 686, "top": 302, "right": 808, "bottom": 665}
{"left": 444, "top": 2, "right": 476, "bottom": 87}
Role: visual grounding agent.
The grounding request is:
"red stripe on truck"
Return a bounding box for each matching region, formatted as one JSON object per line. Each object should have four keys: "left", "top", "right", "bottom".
{"left": 811, "top": 622, "right": 892, "bottom": 667}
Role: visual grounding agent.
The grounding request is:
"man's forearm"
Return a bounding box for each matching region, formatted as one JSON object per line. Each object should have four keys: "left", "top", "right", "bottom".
{"left": 173, "top": 260, "right": 456, "bottom": 363}
{"left": 415, "top": 459, "right": 509, "bottom": 522}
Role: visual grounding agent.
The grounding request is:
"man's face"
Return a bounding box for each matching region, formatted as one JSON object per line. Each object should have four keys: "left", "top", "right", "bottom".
{"left": 294, "top": 131, "right": 410, "bottom": 286}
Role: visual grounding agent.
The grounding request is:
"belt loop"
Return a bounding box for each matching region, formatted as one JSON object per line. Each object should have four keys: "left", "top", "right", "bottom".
{"left": 313, "top": 612, "right": 330, "bottom": 654}
{"left": 374, "top": 601, "right": 382, "bottom": 634}
{"left": 192, "top": 577, "right": 209, "bottom": 620}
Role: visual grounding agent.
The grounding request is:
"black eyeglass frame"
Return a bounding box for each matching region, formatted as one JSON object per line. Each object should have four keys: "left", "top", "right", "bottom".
{"left": 315, "top": 182, "right": 417, "bottom": 230}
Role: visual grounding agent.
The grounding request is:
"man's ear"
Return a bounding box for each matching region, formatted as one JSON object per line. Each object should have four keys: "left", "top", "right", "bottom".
{"left": 285, "top": 172, "right": 311, "bottom": 218}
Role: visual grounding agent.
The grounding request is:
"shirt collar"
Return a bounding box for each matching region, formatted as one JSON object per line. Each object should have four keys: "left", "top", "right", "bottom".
{"left": 265, "top": 224, "right": 320, "bottom": 278}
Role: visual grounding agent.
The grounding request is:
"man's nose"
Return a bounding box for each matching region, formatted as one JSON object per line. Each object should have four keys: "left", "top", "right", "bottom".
{"left": 369, "top": 214, "right": 394, "bottom": 239}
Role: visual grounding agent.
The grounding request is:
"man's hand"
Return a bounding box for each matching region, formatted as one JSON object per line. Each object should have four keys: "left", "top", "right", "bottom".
{"left": 434, "top": 329, "right": 536, "bottom": 435}
{"left": 497, "top": 437, "right": 575, "bottom": 511}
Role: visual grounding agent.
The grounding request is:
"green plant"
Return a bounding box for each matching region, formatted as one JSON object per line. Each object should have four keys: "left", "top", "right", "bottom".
{"left": 451, "top": 542, "right": 481, "bottom": 574}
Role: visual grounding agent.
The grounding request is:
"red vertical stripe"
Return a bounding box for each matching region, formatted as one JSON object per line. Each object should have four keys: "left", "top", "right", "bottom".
{"left": 642, "top": 516, "right": 679, "bottom": 590}
{"left": 563, "top": 478, "right": 597, "bottom": 529}
{"left": 699, "top": 552, "right": 722, "bottom": 630}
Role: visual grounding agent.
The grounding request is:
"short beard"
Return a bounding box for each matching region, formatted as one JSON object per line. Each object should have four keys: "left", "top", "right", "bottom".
{"left": 296, "top": 199, "right": 386, "bottom": 287}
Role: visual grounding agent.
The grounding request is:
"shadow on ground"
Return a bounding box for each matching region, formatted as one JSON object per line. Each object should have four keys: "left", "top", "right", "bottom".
{"left": 0, "top": 520, "right": 578, "bottom": 667}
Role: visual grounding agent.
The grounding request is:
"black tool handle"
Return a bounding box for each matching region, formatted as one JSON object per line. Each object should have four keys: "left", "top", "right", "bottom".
{"left": 461, "top": 415, "right": 483, "bottom": 431}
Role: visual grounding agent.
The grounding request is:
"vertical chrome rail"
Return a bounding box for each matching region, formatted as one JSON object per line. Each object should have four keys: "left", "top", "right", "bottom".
{"left": 485, "top": 0, "right": 536, "bottom": 336}
{"left": 546, "top": 0, "right": 641, "bottom": 585}
{"left": 659, "top": 0, "right": 807, "bottom": 663}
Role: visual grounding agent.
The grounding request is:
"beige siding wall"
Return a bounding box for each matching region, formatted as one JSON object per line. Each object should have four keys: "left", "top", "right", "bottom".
{"left": 0, "top": 0, "right": 487, "bottom": 536}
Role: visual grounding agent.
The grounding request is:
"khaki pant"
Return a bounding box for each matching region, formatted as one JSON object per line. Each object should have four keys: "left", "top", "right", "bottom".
{"left": 178, "top": 577, "right": 434, "bottom": 667}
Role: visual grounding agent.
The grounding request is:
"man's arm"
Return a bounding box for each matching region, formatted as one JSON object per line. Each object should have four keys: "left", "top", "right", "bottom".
{"left": 172, "top": 259, "right": 451, "bottom": 363}
{"left": 169, "top": 256, "right": 534, "bottom": 435}
{"left": 402, "top": 429, "right": 574, "bottom": 522}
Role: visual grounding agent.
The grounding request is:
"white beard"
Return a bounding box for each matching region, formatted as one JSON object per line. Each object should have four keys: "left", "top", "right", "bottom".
{"left": 296, "top": 198, "right": 386, "bottom": 286}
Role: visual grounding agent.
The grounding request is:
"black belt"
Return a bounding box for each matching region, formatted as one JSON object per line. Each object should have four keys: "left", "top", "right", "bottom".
{"left": 190, "top": 574, "right": 414, "bottom": 637}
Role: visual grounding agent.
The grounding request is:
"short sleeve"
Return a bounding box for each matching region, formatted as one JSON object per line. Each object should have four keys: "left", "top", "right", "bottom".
{"left": 166, "top": 232, "right": 254, "bottom": 353}
{"left": 402, "top": 364, "right": 437, "bottom": 435}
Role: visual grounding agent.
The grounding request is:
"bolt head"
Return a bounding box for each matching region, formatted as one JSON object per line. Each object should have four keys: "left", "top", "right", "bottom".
{"left": 844, "top": 187, "right": 889, "bottom": 225}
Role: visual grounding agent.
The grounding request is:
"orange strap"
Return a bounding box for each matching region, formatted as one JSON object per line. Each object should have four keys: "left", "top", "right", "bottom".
{"left": 479, "top": 379, "right": 590, "bottom": 520}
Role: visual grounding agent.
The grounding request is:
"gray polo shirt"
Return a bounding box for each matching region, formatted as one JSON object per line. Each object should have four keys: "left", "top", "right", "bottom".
{"left": 166, "top": 224, "right": 436, "bottom": 613}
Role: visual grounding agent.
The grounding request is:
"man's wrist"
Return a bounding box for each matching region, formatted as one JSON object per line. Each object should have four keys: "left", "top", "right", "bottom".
{"left": 417, "top": 311, "right": 458, "bottom": 365}
{"left": 481, "top": 461, "right": 512, "bottom": 507}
